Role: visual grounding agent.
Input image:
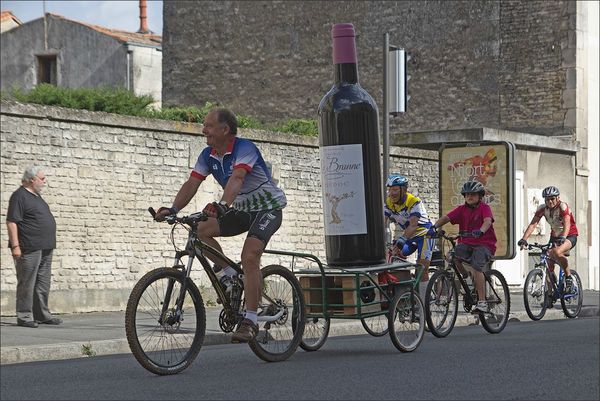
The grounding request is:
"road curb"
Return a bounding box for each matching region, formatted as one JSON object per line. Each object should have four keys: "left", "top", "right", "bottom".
{"left": 2, "top": 306, "right": 597, "bottom": 365}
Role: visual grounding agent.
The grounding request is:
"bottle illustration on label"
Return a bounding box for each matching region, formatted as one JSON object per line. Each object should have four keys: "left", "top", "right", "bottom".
{"left": 321, "top": 143, "right": 367, "bottom": 235}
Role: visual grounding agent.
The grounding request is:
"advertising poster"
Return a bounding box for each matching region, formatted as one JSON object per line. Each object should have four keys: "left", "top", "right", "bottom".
{"left": 440, "top": 142, "right": 515, "bottom": 259}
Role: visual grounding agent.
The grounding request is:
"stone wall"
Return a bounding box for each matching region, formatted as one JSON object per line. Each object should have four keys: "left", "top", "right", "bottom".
{"left": 162, "top": 0, "right": 572, "bottom": 137}
{"left": 0, "top": 101, "right": 438, "bottom": 314}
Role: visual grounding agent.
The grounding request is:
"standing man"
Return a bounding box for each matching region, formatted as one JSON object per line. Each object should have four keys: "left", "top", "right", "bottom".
{"left": 6, "top": 166, "right": 62, "bottom": 328}
{"left": 155, "top": 108, "right": 286, "bottom": 343}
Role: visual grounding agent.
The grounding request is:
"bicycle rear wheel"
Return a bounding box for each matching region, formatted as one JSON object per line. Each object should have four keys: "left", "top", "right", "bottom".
{"left": 300, "top": 316, "right": 330, "bottom": 351}
{"left": 560, "top": 270, "right": 583, "bottom": 318}
{"left": 125, "top": 268, "right": 206, "bottom": 375}
{"left": 388, "top": 289, "right": 425, "bottom": 352}
{"left": 249, "top": 265, "right": 305, "bottom": 362}
{"left": 361, "top": 313, "right": 389, "bottom": 337}
{"left": 425, "top": 270, "right": 458, "bottom": 338}
{"left": 480, "top": 269, "right": 510, "bottom": 334}
{"left": 523, "top": 268, "right": 547, "bottom": 321}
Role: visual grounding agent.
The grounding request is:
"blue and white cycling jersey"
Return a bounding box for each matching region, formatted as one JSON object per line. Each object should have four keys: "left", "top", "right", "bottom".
{"left": 191, "top": 137, "right": 286, "bottom": 212}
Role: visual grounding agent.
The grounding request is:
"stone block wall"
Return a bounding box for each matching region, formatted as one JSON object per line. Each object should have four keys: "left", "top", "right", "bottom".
{"left": 163, "top": 0, "right": 572, "bottom": 137}
{"left": 0, "top": 101, "right": 438, "bottom": 313}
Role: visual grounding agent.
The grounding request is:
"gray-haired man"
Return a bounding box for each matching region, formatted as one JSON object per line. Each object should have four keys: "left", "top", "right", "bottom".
{"left": 6, "top": 166, "right": 62, "bottom": 327}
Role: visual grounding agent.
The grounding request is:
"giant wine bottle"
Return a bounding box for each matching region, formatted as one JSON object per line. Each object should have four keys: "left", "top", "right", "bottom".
{"left": 318, "top": 23, "right": 385, "bottom": 267}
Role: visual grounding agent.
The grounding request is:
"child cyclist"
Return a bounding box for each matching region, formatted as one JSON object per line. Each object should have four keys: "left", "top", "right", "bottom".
{"left": 384, "top": 174, "right": 435, "bottom": 298}
{"left": 430, "top": 181, "right": 497, "bottom": 313}
{"left": 518, "top": 186, "right": 578, "bottom": 293}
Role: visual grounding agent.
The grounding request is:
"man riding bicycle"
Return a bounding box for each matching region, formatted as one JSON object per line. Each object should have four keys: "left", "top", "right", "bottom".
{"left": 518, "top": 186, "right": 578, "bottom": 293}
{"left": 430, "top": 181, "right": 497, "bottom": 313}
{"left": 155, "top": 108, "right": 287, "bottom": 343}
{"left": 384, "top": 174, "right": 435, "bottom": 298}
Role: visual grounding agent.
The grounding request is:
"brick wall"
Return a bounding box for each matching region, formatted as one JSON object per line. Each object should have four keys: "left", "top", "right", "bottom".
{"left": 163, "top": 0, "right": 572, "bottom": 137}
{"left": 0, "top": 101, "right": 438, "bottom": 313}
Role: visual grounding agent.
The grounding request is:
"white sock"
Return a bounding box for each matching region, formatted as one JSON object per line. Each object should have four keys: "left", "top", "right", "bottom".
{"left": 223, "top": 266, "right": 237, "bottom": 277}
{"left": 244, "top": 310, "right": 257, "bottom": 324}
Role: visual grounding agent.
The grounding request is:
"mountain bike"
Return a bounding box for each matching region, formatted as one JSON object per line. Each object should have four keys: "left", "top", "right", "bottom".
{"left": 522, "top": 241, "right": 583, "bottom": 320}
{"left": 124, "top": 208, "right": 305, "bottom": 375}
{"left": 424, "top": 231, "right": 510, "bottom": 337}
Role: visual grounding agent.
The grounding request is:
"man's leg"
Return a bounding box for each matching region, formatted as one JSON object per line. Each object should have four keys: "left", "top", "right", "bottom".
{"left": 197, "top": 218, "right": 225, "bottom": 267}
{"left": 550, "top": 240, "right": 572, "bottom": 276}
{"left": 33, "top": 249, "right": 53, "bottom": 322}
{"left": 231, "top": 237, "right": 264, "bottom": 343}
{"left": 15, "top": 250, "right": 42, "bottom": 323}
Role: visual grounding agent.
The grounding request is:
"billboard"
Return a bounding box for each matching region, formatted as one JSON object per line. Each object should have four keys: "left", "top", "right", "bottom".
{"left": 440, "top": 142, "right": 516, "bottom": 259}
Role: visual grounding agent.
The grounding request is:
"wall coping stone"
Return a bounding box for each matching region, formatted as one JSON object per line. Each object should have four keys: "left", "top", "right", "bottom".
{"left": 0, "top": 100, "right": 439, "bottom": 159}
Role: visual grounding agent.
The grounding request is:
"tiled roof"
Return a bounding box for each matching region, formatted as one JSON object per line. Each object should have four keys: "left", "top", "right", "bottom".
{"left": 48, "top": 13, "right": 161, "bottom": 47}
{"left": 1, "top": 10, "right": 22, "bottom": 24}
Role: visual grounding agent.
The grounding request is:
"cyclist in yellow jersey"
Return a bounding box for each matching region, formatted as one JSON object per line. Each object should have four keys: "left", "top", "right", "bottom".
{"left": 384, "top": 174, "right": 435, "bottom": 297}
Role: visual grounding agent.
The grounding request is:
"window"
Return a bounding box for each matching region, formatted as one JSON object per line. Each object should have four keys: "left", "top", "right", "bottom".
{"left": 36, "top": 55, "right": 57, "bottom": 85}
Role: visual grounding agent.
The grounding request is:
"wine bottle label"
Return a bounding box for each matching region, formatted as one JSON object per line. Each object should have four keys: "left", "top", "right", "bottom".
{"left": 320, "top": 143, "right": 367, "bottom": 235}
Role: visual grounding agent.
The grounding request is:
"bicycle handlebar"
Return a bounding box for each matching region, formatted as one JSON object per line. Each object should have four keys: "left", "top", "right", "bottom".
{"left": 523, "top": 242, "right": 556, "bottom": 252}
{"left": 148, "top": 207, "right": 208, "bottom": 226}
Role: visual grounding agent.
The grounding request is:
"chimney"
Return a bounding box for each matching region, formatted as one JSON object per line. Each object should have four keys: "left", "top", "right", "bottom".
{"left": 137, "top": 0, "right": 149, "bottom": 33}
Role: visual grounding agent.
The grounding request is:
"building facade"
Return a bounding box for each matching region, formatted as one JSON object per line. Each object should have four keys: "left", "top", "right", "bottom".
{"left": 0, "top": 13, "right": 162, "bottom": 106}
{"left": 162, "top": 0, "right": 598, "bottom": 290}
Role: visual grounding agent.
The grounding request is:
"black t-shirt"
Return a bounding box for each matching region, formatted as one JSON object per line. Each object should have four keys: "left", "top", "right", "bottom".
{"left": 6, "top": 186, "right": 56, "bottom": 251}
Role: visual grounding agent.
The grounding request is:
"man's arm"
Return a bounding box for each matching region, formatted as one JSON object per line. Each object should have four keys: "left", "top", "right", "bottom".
{"left": 155, "top": 175, "right": 203, "bottom": 220}
{"left": 403, "top": 216, "right": 419, "bottom": 238}
{"left": 521, "top": 214, "right": 542, "bottom": 241}
{"left": 221, "top": 167, "right": 247, "bottom": 205}
{"left": 172, "top": 175, "right": 203, "bottom": 212}
{"left": 6, "top": 221, "right": 21, "bottom": 258}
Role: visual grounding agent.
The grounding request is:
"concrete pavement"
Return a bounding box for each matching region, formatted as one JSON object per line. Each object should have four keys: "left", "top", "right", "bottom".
{"left": 1, "top": 290, "right": 598, "bottom": 365}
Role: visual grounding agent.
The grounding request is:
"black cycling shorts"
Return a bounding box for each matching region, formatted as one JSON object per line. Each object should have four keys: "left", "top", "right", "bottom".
{"left": 550, "top": 235, "right": 577, "bottom": 249}
{"left": 218, "top": 209, "right": 283, "bottom": 246}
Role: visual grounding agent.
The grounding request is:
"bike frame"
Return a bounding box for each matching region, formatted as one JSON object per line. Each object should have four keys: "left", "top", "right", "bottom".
{"left": 439, "top": 233, "right": 502, "bottom": 308}
{"left": 530, "top": 244, "right": 576, "bottom": 302}
{"left": 162, "top": 214, "right": 287, "bottom": 327}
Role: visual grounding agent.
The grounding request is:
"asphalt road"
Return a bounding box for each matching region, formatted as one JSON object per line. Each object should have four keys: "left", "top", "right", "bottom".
{"left": 1, "top": 318, "right": 598, "bottom": 401}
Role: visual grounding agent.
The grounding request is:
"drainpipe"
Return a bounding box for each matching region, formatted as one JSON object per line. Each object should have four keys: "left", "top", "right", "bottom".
{"left": 127, "top": 49, "right": 133, "bottom": 91}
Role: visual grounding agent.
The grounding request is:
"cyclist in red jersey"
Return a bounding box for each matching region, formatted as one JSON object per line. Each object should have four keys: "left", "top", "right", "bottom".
{"left": 518, "top": 186, "right": 578, "bottom": 293}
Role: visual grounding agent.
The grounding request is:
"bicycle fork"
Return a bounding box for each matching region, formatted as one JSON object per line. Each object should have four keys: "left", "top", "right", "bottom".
{"left": 159, "top": 251, "right": 194, "bottom": 326}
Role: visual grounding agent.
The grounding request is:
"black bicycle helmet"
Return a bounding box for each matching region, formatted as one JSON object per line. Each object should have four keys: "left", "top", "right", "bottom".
{"left": 542, "top": 186, "right": 560, "bottom": 198}
{"left": 460, "top": 181, "right": 485, "bottom": 196}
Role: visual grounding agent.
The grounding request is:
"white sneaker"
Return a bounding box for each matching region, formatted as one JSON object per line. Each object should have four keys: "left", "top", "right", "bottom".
{"left": 473, "top": 301, "right": 488, "bottom": 313}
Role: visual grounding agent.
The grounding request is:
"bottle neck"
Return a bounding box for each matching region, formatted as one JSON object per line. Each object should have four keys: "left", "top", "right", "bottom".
{"left": 334, "top": 63, "right": 359, "bottom": 85}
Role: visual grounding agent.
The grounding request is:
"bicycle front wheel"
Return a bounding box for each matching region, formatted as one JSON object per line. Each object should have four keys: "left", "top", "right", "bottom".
{"left": 425, "top": 270, "right": 458, "bottom": 338}
{"left": 523, "top": 268, "right": 547, "bottom": 321}
{"left": 125, "top": 268, "right": 206, "bottom": 375}
{"left": 249, "top": 264, "right": 305, "bottom": 362}
{"left": 388, "top": 289, "right": 425, "bottom": 352}
{"left": 300, "top": 316, "right": 330, "bottom": 351}
{"left": 560, "top": 270, "right": 583, "bottom": 318}
{"left": 480, "top": 269, "right": 510, "bottom": 334}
